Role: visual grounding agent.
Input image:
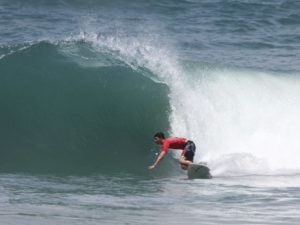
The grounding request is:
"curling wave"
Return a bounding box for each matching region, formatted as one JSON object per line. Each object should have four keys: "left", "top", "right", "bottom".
{"left": 0, "top": 41, "right": 171, "bottom": 174}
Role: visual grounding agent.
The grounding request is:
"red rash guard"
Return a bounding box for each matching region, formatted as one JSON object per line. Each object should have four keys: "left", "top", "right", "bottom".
{"left": 161, "top": 137, "right": 187, "bottom": 152}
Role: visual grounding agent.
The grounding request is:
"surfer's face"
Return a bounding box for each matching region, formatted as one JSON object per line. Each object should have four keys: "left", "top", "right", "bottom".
{"left": 154, "top": 137, "right": 162, "bottom": 144}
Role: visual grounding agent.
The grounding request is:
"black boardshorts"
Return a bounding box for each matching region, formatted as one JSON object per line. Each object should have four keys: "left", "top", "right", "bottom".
{"left": 183, "top": 140, "right": 196, "bottom": 162}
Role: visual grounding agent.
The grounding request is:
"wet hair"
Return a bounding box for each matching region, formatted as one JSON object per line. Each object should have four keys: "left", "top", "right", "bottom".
{"left": 154, "top": 132, "right": 165, "bottom": 139}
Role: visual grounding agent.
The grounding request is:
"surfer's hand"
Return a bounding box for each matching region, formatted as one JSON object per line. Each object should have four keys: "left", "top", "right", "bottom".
{"left": 148, "top": 165, "right": 155, "bottom": 170}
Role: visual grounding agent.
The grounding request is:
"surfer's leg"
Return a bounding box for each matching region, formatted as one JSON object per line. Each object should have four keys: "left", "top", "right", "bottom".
{"left": 179, "top": 155, "right": 192, "bottom": 170}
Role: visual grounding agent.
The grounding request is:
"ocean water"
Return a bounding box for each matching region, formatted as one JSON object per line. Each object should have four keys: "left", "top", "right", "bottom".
{"left": 1, "top": 0, "right": 300, "bottom": 224}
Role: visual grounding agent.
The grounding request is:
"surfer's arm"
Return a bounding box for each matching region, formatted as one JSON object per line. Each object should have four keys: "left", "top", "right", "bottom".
{"left": 148, "top": 151, "right": 166, "bottom": 170}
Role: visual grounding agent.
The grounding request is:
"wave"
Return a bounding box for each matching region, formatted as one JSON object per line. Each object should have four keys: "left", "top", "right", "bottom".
{"left": 1, "top": 35, "right": 300, "bottom": 177}
{"left": 77, "top": 31, "right": 300, "bottom": 177}
{"left": 0, "top": 41, "right": 171, "bottom": 175}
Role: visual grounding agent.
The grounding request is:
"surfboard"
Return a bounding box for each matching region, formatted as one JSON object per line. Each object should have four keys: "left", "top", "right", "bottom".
{"left": 187, "top": 163, "right": 212, "bottom": 179}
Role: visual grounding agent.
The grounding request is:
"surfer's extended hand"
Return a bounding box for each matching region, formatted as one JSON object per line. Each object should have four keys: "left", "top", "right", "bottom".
{"left": 148, "top": 165, "right": 155, "bottom": 170}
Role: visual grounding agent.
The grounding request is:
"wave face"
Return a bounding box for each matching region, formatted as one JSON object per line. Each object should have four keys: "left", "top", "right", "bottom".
{"left": 0, "top": 42, "right": 170, "bottom": 174}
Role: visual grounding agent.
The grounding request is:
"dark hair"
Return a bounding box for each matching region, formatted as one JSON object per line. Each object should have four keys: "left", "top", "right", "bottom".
{"left": 154, "top": 132, "right": 165, "bottom": 139}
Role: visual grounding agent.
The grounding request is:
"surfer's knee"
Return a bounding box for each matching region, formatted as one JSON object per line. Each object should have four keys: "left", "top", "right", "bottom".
{"left": 179, "top": 157, "right": 192, "bottom": 165}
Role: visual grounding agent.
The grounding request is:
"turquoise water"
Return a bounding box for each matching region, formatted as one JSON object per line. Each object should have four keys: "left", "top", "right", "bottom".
{"left": 1, "top": 0, "right": 300, "bottom": 224}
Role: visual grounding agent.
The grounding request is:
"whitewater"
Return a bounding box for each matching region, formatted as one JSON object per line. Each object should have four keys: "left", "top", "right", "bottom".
{"left": 1, "top": 0, "right": 300, "bottom": 224}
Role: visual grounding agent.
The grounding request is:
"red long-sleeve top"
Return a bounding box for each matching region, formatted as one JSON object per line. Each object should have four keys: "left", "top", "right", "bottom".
{"left": 161, "top": 137, "right": 187, "bottom": 152}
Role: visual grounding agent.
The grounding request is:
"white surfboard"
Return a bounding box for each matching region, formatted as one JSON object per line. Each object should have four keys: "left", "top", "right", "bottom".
{"left": 187, "top": 163, "right": 212, "bottom": 179}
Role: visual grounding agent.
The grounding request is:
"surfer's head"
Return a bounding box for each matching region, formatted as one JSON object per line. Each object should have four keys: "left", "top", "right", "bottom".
{"left": 154, "top": 132, "right": 165, "bottom": 144}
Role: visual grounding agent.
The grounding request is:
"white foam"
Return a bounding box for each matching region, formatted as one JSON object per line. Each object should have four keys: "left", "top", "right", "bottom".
{"left": 173, "top": 67, "right": 300, "bottom": 176}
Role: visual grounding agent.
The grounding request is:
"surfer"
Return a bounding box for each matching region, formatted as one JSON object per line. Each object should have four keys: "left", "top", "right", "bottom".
{"left": 148, "top": 132, "right": 196, "bottom": 171}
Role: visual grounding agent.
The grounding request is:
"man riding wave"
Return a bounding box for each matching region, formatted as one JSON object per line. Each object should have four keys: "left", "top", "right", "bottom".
{"left": 148, "top": 132, "right": 196, "bottom": 171}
